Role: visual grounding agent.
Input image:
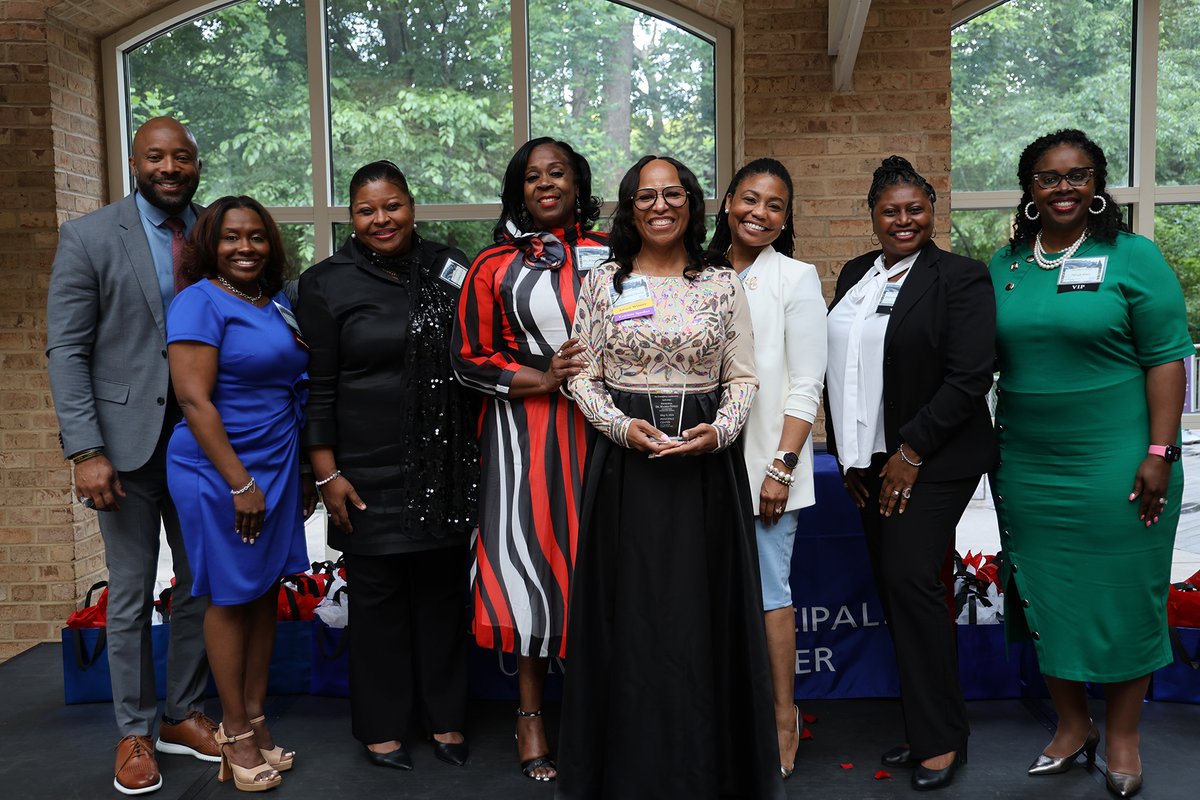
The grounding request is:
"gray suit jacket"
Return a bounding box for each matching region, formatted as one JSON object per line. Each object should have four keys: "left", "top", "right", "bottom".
{"left": 46, "top": 193, "right": 204, "bottom": 472}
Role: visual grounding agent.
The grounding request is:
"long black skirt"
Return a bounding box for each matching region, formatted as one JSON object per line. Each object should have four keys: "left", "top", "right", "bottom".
{"left": 555, "top": 389, "right": 785, "bottom": 800}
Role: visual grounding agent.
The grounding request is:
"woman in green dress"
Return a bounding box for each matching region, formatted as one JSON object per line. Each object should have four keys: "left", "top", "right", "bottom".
{"left": 989, "top": 129, "right": 1192, "bottom": 799}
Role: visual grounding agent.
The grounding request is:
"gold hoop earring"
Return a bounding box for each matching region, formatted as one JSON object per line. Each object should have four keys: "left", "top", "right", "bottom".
{"left": 870, "top": 234, "right": 880, "bottom": 246}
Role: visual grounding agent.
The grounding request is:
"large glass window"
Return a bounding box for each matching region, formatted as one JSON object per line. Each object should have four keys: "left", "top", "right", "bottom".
{"left": 527, "top": 0, "right": 716, "bottom": 199}
{"left": 327, "top": 0, "right": 514, "bottom": 206}
{"left": 951, "top": 0, "right": 1133, "bottom": 192}
{"left": 126, "top": 0, "right": 313, "bottom": 206}
{"left": 114, "top": 0, "right": 729, "bottom": 268}
{"left": 1156, "top": 0, "right": 1200, "bottom": 186}
{"left": 952, "top": 0, "right": 1200, "bottom": 337}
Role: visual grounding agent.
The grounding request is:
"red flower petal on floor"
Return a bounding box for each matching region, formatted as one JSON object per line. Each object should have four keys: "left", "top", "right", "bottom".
{"left": 840, "top": 762, "right": 854, "bottom": 770}
{"left": 802, "top": 712, "right": 818, "bottom": 724}
{"left": 875, "top": 769, "right": 892, "bottom": 780}
{"left": 800, "top": 727, "right": 814, "bottom": 740}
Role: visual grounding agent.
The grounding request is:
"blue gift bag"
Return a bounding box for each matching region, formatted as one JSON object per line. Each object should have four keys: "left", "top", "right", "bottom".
{"left": 62, "top": 625, "right": 169, "bottom": 705}
{"left": 309, "top": 620, "right": 350, "bottom": 697}
{"left": 1150, "top": 627, "right": 1200, "bottom": 704}
{"left": 266, "top": 620, "right": 313, "bottom": 695}
{"left": 957, "top": 624, "right": 1020, "bottom": 700}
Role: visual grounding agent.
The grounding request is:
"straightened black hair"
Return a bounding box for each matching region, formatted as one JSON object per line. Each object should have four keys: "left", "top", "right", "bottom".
{"left": 348, "top": 160, "right": 412, "bottom": 209}
{"left": 609, "top": 155, "right": 728, "bottom": 292}
{"left": 181, "top": 195, "right": 289, "bottom": 295}
{"left": 708, "top": 157, "right": 796, "bottom": 259}
{"left": 493, "top": 138, "right": 602, "bottom": 242}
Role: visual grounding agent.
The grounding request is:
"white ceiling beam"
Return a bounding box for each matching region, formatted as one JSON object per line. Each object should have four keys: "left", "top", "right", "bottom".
{"left": 829, "top": 0, "right": 872, "bottom": 92}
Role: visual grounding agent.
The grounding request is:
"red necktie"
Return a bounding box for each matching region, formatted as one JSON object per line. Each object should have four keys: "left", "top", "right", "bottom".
{"left": 164, "top": 217, "right": 186, "bottom": 294}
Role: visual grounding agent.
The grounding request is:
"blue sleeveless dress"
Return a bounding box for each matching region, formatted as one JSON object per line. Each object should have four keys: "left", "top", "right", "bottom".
{"left": 166, "top": 280, "right": 310, "bottom": 605}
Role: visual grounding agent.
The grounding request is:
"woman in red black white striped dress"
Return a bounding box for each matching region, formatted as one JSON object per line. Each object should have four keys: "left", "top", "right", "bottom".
{"left": 451, "top": 138, "right": 608, "bottom": 782}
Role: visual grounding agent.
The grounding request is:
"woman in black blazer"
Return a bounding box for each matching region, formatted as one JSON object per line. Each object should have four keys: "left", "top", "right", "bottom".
{"left": 825, "top": 157, "right": 996, "bottom": 792}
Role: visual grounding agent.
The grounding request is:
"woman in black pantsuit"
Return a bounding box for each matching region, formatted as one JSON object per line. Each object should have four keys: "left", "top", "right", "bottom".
{"left": 296, "top": 160, "right": 479, "bottom": 770}
{"left": 825, "top": 157, "right": 996, "bottom": 792}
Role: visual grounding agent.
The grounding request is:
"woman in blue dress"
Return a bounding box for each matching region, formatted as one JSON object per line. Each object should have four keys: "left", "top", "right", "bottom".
{"left": 167, "top": 196, "right": 312, "bottom": 793}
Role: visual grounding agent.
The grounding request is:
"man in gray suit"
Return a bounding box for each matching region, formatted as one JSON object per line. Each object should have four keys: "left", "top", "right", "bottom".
{"left": 47, "top": 117, "right": 218, "bottom": 796}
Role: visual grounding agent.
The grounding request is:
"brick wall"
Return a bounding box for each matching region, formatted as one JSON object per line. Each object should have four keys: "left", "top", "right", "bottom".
{"left": 0, "top": 0, "right": 955, "bottom": 661}
{"left": 743, "top": 0, "right": 953, "bottom": 298}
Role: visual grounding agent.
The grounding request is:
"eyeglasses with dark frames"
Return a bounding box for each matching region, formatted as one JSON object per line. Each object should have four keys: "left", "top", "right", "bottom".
{"left": 1031, "top": 168, "right": 1095, "bottom": 190}
{"left": 631, "top": 185, "right": 688, "bottom": 210}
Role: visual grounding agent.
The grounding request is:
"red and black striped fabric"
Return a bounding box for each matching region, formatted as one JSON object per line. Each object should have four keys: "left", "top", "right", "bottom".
{"left": 451, "top": 227, "right": 607, "bottom": 658}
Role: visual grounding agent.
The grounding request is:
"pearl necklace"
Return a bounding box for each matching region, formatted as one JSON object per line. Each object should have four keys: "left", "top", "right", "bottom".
{"left": 1033, "top": 229, "right": 1088, "bottom": 270}
{"left": 217, "top": 275, "right": 264, "bottom": 303}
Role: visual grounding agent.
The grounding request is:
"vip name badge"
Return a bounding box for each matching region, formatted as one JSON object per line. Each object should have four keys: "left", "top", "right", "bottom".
{"left": 574, "top": 246, "right": 609, "bottom": 272}
{"left": 609, "top": 275, "right": 654, "bottom": 321}
{"left": 875, "top": 282, "right": 902, "bottom": 314}
{"left": 439, "top": 258, "right": 469, "bottom": 289}
{"left": 1057, "top": 255, "right": 1107, "bottom": 293}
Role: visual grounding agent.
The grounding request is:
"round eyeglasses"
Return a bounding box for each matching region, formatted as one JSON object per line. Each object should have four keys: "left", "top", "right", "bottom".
{"left": 1031, "top": 168, "right": 1094, "bottom": 190}
{"left": 632, "top": 185, "right": 688, "bottom": 210}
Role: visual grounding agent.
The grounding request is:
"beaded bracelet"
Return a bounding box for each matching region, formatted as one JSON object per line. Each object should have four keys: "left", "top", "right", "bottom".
{"left": 231, "top": 477, "right": 257, "bottom": 495}
{"left": 765, "top": 463, "right": 795, "bottom": 487}
{"left": 898, "top": 444, "right": 924, "bottom": 467}
{"left": 314, "top": 470, "right": 342, "bottom": 488}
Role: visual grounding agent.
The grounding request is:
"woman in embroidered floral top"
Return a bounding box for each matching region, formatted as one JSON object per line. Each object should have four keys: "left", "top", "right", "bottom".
{"left": 555, "top": 156, "right": 784, "bottom": 800}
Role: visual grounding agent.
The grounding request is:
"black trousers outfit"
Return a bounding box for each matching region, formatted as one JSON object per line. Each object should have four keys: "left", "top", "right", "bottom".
{"left": 344, "top": 546, "right": 469, "bottom": 744}
{"left": 857, "top": 452, "right": 976, "bottom": 761}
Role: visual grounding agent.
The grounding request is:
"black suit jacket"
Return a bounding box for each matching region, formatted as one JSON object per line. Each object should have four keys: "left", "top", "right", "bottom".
{"left": 824, "top": 240, "right": 997, "bottom": 482}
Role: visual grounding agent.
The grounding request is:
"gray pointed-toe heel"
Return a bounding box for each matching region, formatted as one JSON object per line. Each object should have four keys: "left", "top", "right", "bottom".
{"left": 1027, "top": 722, "right": 1099, "bottom": 776}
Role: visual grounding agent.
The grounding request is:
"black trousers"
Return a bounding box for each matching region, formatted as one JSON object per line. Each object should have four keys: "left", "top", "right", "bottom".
{"left": 343, "top": 546, "right": 469, "bottom": 744}
{"left": 858, "top": 455, "right": 977, "bottom": 760}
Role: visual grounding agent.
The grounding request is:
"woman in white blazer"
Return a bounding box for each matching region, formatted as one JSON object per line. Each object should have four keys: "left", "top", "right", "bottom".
{"left": 709, "top": 158, "right": 827, "bottom": 780}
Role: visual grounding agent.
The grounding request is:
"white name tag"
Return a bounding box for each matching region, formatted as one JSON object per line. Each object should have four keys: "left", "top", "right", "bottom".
{"left": 876, "top": 282, "right": 901, "bottom": 314}
{"left": 1057, "top": 256, "right": 1107, "bottom": 293}
{"left": 574, "top": 246, "right": 608, "bottom": 272}
{"left": 439, "top": 258, "right": 469, "bottom": 289}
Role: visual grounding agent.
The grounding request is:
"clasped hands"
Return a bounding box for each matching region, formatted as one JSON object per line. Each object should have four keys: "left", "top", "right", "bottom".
{"left": 625, "top": 418, "right": 718, "bottom": 457}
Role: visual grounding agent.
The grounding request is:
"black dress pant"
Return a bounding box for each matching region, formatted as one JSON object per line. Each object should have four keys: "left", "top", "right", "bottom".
{"left": 858, "top": 454, "right": 977, "bottom": 760}
{"left": 344, "top": 546, "right": 469, "bottom": 744}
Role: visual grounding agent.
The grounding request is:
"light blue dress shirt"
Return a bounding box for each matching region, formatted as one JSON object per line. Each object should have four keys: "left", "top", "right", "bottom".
{"left": 135, "top": 192, "right": 197, "bottom": 315}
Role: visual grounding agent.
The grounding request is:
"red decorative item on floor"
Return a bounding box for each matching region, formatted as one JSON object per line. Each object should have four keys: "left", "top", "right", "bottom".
{"left": 875, "top": 769, "right": 892, "bottom": 780}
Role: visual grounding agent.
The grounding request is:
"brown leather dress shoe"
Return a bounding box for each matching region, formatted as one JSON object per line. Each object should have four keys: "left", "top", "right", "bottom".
{"left": 157, "top": 711, "right": 221, "bottom": 762}
{"left": 114, "top": 735, "right": 162, "bottom": 795}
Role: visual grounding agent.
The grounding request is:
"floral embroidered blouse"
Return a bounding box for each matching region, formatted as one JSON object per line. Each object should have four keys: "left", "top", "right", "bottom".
{"left": 568, "top": 262, "right": 758, "bottom": 450}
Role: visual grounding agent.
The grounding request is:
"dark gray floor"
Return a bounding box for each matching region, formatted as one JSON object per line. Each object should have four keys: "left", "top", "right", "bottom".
{"left": 2, "top": 642, "right": 1198, "bottom": 799}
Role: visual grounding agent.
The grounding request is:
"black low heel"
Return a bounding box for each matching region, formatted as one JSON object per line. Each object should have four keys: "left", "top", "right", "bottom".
{"left": 911, "top": 744, "right": 966, "bottom": 792}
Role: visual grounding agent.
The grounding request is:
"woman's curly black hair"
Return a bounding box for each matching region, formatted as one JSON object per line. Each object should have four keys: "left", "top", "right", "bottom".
{"left": 609, "top": 155, "right": 727, "bottom": 292}
{"left": 867, "top": 155, "right": 936, "bottom": 210}
{"left": 493, "top": 137, "right": 602, "bottom": 242}
{"left": 180, "top": 195, "right": 289, "bottom": 295}
{"left": 1009, "top": 128, "right": 1127, "bottom": 252}
{"left": 707, "top": 157, "right": 795, "bottom": 259}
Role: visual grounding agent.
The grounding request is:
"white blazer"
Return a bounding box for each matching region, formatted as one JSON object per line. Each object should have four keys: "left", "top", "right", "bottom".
{"left": 738, "top": 246, "right": 828, "bottom": 511}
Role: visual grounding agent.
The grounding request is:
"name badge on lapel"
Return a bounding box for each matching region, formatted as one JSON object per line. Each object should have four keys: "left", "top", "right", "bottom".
{"left": 439, "top": 258, "right": 469, "bottom": 289}
{"left": 273, "top": 300, "right": 309, "bottom": 351}
{"left": 574, "top": 246, "right": 609, "bottom": 272}
{"left": 1057, "top": 256, "right": 1107, "bottom": 293}
{"left": 609, "top": 275, "right": 654, "bottom": 321}
{"left": 876, "top": 282, "right": 901, "bottom": 314}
